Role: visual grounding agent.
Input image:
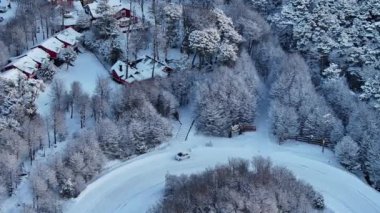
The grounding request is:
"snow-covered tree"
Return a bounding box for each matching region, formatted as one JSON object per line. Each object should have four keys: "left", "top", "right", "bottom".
{"left": 92, "top": 0, "right": 118, "bottom": 39}
{"left": 360, "top": 75, "right": 380, "bottom": 110}
{"left": 163, "top": 3, "right": 182, "bottom": 49}
{"left": 270, "top": 54, "right": 343, "bottom": 143}
{"left": 76, "top": 11, "right": 91, "bottom": 30}
{"left": 96, "top": 118, "right": 122, "bottom": 159}
{"left": 59, "top": 47, "right": 77, "bottom": 69}
{"left": 189, "top": 28, "right": 220, "bottom": 66}
{"left": 270, "top": 101, "right": 300, "bottom": 141}
{"left": 216, "top": 42, "right": 238, "bottom": 64}
{"left": 322, "top": 63, "right": 342, "bottom": 80}
{"left": 126, "top": 100, "right": 172, "bottom": 147}
{"left": 196, "top": 66, "right": 258, "bottom": 137}
{"left": 335, "top": 136, "right": 360, "bottom": 171}
{"left": 212, "top": 8, "right": 243, "bottom": 44}
{"left": 36, "top": 65, "right": 56, "bottom": 82}
{"left": 321, "top": 79, "right": 356, "bottom": 126}
{"left": 152, "top": 157, "right": 323, "bottom": 212}
{"left": 236, "top": 10, "right": 270, "bottom": 54}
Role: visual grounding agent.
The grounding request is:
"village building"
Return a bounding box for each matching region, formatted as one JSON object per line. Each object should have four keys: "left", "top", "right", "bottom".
{"left": 25, "top": 48, "right": 51, "bottom": 69}
{"left": 2, "top": 56, "right": 39, "bottom": 78}
{"left": 110, "top": 56, "right": 173, "bottom": 84}
{"left": 37, "top": 37, "right": 65, "bottom": 59}
{"left": 55, "top": 27, "right": 83, "bottom": 47}
{"left": 84, "top": 0, "right": 136, "bottom": 27}
{"left": 0, "top": 68, "right": 27, "bottom": 81}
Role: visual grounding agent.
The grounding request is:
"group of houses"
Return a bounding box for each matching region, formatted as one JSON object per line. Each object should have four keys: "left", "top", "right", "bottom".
{"left": 1, "top": 0, "right": 172, "bottom": 85}
{"left": 1, "top": 27, "right": 82, "bottom": 81}
{"left": 110, "top": 56, "right": 173, "bottom": 84}
{"left": 55, "top": 0, "right": 138, "bottom": 30}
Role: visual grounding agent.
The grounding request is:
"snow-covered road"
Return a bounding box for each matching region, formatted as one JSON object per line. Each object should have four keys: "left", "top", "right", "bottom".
{"left": 66, "top": 116, "right": 380, "bottom": 213}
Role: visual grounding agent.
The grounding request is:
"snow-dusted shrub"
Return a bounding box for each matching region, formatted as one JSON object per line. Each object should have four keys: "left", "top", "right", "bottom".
{"left": 335, "top": 136, "right": 360, "bottom": 171}
{"left": 151, "top": 157, "right": 324, "bottom": 212}
{"left": 59, "top": 47, "right": 77, "bottom": 67}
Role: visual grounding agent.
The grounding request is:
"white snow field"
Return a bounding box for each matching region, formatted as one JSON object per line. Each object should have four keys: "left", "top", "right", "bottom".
{"left": 66, "top": 110, "right": 380, "bottom": 213}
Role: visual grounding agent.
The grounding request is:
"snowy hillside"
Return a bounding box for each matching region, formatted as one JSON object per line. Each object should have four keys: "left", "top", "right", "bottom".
{"left": 1, "top": 0, "right": 380, "bottom": 212}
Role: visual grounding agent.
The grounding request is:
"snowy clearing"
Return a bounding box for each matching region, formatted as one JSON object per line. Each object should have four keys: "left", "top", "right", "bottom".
{"left": 36, "top": 50, "right": 113, "bottom": 115}
{"left": 65, "top": 110, "right": 380, "bottom": 213}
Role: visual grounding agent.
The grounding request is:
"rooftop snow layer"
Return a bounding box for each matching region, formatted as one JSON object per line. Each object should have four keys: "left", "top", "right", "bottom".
{"left": 55, "top": 27, "right": 82, "bottom": 46}
{"left": 111, "top": 56, "right": 170, "bottom": 83}
{"left": 12, "top": 56, "right": 38, "bottom": 74}
{"left": 87, "top": 0, "right": 130, "bottom": 18}
{"left": 27, "top": 48, "right": 50, "bottom": 64}
{"left": 39, "top": 37, "right": 64, "bottom": 53}
{"left": 0, "top": 68, "right": 26, "bottom": 81}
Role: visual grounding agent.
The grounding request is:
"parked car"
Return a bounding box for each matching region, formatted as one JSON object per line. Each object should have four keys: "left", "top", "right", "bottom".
{"left": 175, "top": 152, "right": 190, "bottom": 161}
{"left": 0, "top": 17, "right": 4, "bottom": 22}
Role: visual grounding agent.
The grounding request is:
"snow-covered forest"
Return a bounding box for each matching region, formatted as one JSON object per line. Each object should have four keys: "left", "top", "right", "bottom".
{"left": 0, "top": 0, "right": 379, "bottom": 212}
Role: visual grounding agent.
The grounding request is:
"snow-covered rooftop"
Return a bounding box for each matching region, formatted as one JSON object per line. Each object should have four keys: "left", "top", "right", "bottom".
{"left": 87, "top": 0, "right": 130, "bottom": 18}
{"left": 55, "top": 27, "right": 82, "bottom": 46}
{"left": 12, "top": 56, "right": 39, "bottom": 75}
{"left": 111, "top": 60, "right": 128, "bottom": 76}
{"left": 26, "top": 48, "right": 50, "bottom": 64}
{"left": 111, "top": 56, "right": 171, "bottom": 83}
{"left": 39, "top": 37, "right": 64, "bottom": 53}
{"left": 0, "top": 68, "right": 26, "bottom": 81}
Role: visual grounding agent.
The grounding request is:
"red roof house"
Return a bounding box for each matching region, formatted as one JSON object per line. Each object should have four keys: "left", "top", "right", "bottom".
{"left": 2, "top": 56, "right": 39, "bottom": 78}
{"left": 110, "top": 56, "right": 172, "bottom": 84}
{"left": 37, "top": 38, "right": 65, "bottom": 59}
{"left": 26, "top": 48, "right": 51, "bottom": 68}
{"left": 55, "top": 27, "right": 83, "bottom": 47}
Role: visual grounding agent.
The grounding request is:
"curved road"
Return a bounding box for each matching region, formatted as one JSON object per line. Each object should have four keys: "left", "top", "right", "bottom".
{"left": 66, "top": 131, "right": 380, "bottom": 213}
